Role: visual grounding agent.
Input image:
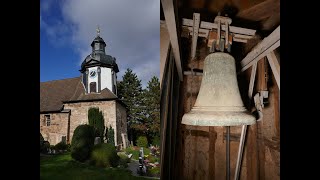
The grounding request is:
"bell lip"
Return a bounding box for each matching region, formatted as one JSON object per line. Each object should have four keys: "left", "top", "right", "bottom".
{"left": 181, "top": 110, "right": 256, "bottom": 126}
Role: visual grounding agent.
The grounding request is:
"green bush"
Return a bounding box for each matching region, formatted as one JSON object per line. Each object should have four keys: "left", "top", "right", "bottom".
{"left": 151, "top": 136, "right": 160, "bottom": 146}
{"left": 88, "top": 107, "right": 105, "bottom": 139}
{"left": 71, "top": 124, "right": 95, "bottom": 162}
{"left": 55, "top": 141, "right": 68, "bottom": 151}
{"left": 119, "top": 153, "right": 130, "bottom": 163}
{"left": 41, "top": 141, "right": 50, "bottom": 153}
{"left": 119, "top": 154, "right": 130, "bottom": 168}
{"left": 148, "top": 156, "right": 160, "bottom": 163}
{"left": 90, "top": 143, "right": 120, "bottom": 168}
{"left": 136, "top": 136, "right": 148, "bottom": 148}
{"left": 67, "top": 144, "right": 71, "bottom": 152}
{"left": 107, "top": 126, "right": 115, "bottom": 146}
{"left": 148, "top": 166, "right": 160, "bottom": 177}
{"left": 40, "top": 133, "right": 44, "bottom": 144}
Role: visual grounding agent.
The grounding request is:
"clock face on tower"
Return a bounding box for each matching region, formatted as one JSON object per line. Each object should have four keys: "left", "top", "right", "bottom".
{"left": 89, "top": 70, "right": 97, "bottom": 78}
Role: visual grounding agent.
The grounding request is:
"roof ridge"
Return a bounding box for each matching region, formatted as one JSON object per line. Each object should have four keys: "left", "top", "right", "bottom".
{"left": 41, "top": 76, "right": 81, "bottom": 83}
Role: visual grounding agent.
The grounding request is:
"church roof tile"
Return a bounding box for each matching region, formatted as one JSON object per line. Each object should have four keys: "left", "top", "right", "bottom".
{"left": 40, "top": 77, "right": 118, "bottom": 113}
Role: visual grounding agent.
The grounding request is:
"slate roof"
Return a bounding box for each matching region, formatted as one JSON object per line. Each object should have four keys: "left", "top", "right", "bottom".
{"left": 40, "top": 77, "right": 118, "bottom": 113}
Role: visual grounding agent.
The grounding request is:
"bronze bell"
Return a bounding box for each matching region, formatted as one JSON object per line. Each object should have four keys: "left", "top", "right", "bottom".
{"left": 182, "top": 52, "right": 256, "bottom": 126}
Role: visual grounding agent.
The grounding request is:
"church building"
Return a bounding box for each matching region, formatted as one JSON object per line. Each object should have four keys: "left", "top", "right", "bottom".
{"left": 40, "top": 30, "right": 128, "bottom": 148}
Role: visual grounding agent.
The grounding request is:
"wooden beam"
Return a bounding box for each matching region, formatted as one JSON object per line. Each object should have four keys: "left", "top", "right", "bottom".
{"left": 240, "top": 25, "right": 280, "bottom": 72}
{"left": 160, "top": 20, "right": 166, "bottom": 28}
{"left": 161, "top": 0, "right": 183, "bottom": 81}
{"left": 248, "top": 62, "right": 257, "bottom": 100}
{"left": 185, "top": 27, "right": 249, "bottom": 43}
{"left": 182, "top": 18, "right": 256, "bottom": 36}
{"left": 267, "top": 51, "right": 280, "bottom": 89}
{"left": 184, "top": 71, "right": 203, "bottom": 76}
{"left": 257, "top": 58, "right": 268, "bottom": 91}
{"left": 246, "top": 124, "right": 259, "bottom": 180}
{"left": 191, "top": 13, "right": 200, "bottom": 60}
{"left": 237, "top": 0, "right": 280, "bottom": 22}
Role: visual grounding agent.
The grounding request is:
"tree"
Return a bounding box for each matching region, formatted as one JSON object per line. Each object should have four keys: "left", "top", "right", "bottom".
{"left": 117, "top": 68, "right": 146, "bottom": 143}
{"left": 88, "top": 107, "right": 105, "bottom": 140}
{"left": 107, "top": 125, "right": 115, "bottom": 146}
{"left": 143, "top": 76, "right": 160, "bottom": 142}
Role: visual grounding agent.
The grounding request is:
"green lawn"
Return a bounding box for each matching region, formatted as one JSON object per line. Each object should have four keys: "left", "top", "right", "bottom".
{"left": 40, "top": 153, "right": 148, "bottom": 180}
{"left": 125, "top": 147, "right": 151, "bottom": 160}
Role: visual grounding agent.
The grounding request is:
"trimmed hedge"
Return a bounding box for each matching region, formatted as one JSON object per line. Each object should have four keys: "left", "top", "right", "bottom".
{"left": 118, "top": 153, "right": 130, "bottom": 168}
{"left": 55, "top": 141, "right": 68, "bottom": 151}
{"left": 71, "top": 124, "right": 95, "bottom": 162}
{"left": 40, "top": 133, "right": 49, "bottom": 153}
{"left": 90, "top": 143, "right": 120, "bottom": 168}
{"left": 136, "top": 136, "right": 148, "bottom": 148}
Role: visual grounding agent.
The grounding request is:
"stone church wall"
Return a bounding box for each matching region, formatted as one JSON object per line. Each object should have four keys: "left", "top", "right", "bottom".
{"left": 64, "top": 100, "right": 119, "bottom": 145}
{"left": 40, "top": 113, "right": 69, "bottom": 145}
{"left": 116, "top": 103, "right": 128, "bottom": 148}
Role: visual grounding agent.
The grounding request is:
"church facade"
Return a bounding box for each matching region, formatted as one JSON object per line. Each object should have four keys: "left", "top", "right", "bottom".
{"left": 40, "top": 33, "right": 128, "bottom": 148}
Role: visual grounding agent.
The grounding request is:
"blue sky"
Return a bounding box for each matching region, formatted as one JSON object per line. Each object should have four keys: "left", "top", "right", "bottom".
{"left": 40, "top": 0, "right": 159, "bottom": 87}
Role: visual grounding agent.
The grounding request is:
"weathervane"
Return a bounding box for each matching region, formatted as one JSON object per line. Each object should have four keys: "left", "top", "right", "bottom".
{"left": 96, "top": 25, "right": 100, "bottom": 37}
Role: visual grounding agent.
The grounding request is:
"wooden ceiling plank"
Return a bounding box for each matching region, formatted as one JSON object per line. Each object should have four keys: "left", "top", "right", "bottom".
{"left": 237, "top": 0, "right": 280, "bottom": 21}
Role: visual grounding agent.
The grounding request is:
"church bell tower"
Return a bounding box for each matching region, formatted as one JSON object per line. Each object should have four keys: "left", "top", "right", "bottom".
{"left": 80, "top": 27, "right": 119, "bottom": 95}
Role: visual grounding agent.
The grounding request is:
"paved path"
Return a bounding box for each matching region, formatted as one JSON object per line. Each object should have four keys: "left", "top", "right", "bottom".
{"left": 128, "top": 159, "right": 140, "bottom": 176}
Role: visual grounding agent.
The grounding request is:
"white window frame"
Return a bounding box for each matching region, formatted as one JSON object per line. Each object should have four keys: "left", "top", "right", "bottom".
{"left": 45, "top": 115, "right": 51, "bottom": 126}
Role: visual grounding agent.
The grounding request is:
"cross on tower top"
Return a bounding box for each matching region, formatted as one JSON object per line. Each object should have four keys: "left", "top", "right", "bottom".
{"left": 96, "top": 25, "right": 100, "bottom": 37}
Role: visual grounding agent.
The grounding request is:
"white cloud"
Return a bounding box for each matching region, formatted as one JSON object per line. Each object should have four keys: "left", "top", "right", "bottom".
{"left": 60, "top": 0, "right": 160, "bottom": 87}
{"left": 41, "top": 0, "right": 159, "bottom": 87}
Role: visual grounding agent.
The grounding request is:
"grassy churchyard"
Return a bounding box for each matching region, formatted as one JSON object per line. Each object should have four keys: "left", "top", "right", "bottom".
{"left": 40, "top": 152, "right": 149, "bottom": 180}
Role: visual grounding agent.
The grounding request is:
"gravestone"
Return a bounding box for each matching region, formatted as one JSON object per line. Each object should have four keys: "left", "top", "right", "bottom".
{"left": 94, "top": 137, "right": 101, "bottom": 145}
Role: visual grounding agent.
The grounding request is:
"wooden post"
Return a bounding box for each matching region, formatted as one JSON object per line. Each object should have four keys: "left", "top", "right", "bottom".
{"left": 245, "top": 124, "right": 259, "bottom": 180}
{"left": 267, "top": 51, "right": 280, "bottom": 89}
{"left": 209, "top": 127, "right": 217, "bottom": 179}
{"left": 257, "top": 58, "right": 268, "bottom": 91}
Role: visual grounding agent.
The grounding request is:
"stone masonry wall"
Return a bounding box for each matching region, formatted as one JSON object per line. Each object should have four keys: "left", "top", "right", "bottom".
{"left": 116, "top": 103, "right": 128, "bottom": 148}
{"left": 40, "top": 113, "right": 69, "bottom": 145}
{"left": 64, "top": 100, "right": 119, "bottom": 145}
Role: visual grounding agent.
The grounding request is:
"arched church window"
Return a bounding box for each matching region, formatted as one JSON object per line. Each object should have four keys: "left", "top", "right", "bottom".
{"left": 90, "top": 82, "right": 97, "bottom": 93}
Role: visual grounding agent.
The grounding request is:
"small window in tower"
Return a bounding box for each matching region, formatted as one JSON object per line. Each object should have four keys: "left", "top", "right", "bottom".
{"left": 95, "top": 43, "right": 99, "bottom": 50}
{"left": 90, "top": 82, "right": 97, "bottom": 93}
{"left": 45, "top": 115, "right": 51, "bottom": 126}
